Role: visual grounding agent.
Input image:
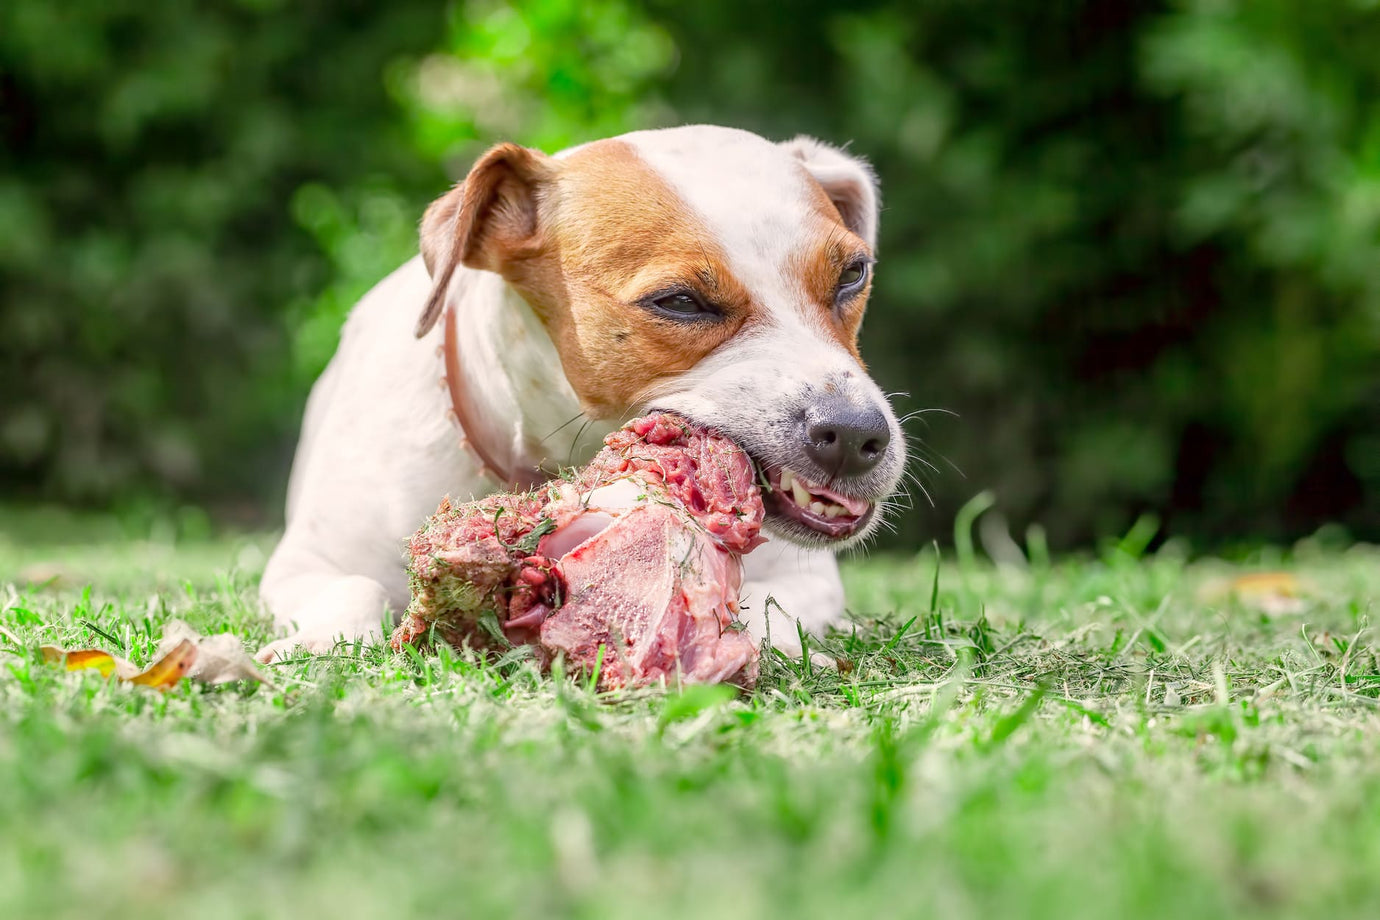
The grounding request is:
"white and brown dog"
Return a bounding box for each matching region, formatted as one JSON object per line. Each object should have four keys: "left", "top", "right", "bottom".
{"left": 256, "top": 125, "right": 906, "bottom": 663}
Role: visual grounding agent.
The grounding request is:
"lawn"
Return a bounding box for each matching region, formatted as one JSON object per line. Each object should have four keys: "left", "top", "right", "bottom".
{"left": 2, "top": 508, "right": 1379, "bottom": 919}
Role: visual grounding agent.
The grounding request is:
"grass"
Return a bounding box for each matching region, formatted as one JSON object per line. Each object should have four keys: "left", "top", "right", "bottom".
{"left": 2, "top": 507, "right": 1380, "bottom": 919}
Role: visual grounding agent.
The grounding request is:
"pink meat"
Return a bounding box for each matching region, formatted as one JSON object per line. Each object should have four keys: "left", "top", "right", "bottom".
{"left": 573, "top": 413, "right": 764, "bottom": 555}
{"left": 390, "top": 413, "right": 764, "bottom": 690}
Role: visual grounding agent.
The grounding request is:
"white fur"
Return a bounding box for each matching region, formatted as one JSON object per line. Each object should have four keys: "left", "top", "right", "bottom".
{"left": 257, "top": 126, "right": 901, "bottom": 663}
{"left": 625, "top": 128, "right": 904, "bottom": 523}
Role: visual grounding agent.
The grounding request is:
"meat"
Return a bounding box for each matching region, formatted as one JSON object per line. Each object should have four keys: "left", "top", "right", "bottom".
{"left": 390, "top": 413, "right": 765, "bottom": 689}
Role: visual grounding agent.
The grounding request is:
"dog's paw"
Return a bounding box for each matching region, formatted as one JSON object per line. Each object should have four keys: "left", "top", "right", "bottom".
{"left": 254, "top": 623, "right": 383, "bottom": 664}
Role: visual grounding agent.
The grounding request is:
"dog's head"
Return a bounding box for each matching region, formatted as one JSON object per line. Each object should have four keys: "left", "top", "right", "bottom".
{"left": 417, "top": 125, "right": 905, "bottom": 547}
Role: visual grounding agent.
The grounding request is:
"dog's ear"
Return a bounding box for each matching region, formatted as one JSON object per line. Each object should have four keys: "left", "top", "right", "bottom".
{"left": 780, "top": 136, "right": 880, "bottom": 251}
{"left": 415, "top": 143, "right": 555, "bottom": 338}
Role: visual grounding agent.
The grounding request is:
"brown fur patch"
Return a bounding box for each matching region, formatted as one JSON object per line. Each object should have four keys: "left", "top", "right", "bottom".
{"left": 498, "top": 140, "right": 759, "bottom": 417}
{"left": 417, "top": 143, "right": 555, "bottom": 337}
{"left": 426, "top": 140, "right": 877, "bottom": 416}
{"left": 789, "top": 176, "right": 875, "bottom": 359}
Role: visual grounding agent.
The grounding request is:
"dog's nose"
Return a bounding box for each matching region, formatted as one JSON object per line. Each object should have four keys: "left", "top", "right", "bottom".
{"left": 803, "top": 401, "right": 891, "bottom": 478}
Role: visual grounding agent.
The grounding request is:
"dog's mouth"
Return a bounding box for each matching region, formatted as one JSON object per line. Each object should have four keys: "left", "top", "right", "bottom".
{"left": 637, "top": 407, "right": 881, "bottom": 543}
{"left": 754, "top": 461, "right": 875, "bottom": 541}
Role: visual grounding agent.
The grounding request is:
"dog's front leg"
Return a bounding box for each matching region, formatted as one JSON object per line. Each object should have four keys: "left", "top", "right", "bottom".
{"left": 255, "top": 559, "right": 399, "bottom": 663}
{"left": 736, "top": 540, "right": 847, "bottom": 657}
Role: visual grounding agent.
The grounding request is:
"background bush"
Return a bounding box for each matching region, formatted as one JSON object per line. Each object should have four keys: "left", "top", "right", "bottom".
{"left": 2, "top": 0, "right": 1377, "bottom": 549}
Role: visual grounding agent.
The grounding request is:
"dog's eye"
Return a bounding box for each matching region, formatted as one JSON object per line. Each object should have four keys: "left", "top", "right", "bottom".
{"left": 836, "top": 260, "right": 871, "bottom": 300}
{"left": 647, "top": 290, "right": 719, "bottom": 322}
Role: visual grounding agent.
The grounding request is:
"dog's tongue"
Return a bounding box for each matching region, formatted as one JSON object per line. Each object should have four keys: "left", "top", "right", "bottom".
{"left": 801, "top": 476, "right": 871, "bottom": 517}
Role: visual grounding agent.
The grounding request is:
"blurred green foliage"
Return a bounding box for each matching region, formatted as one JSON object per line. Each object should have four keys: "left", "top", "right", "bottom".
{"left": 2, "top": 0, "right": 1377, "bottom": 548}
{"left": 0, "top": 0, "right": 447, "bottom": 507}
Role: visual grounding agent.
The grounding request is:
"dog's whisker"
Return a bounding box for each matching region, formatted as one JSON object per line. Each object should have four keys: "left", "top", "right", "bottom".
{"left": 898, "top": 406, "right": 957, "bottom": 421}
{"left": 563, "top": 417, "right": 598, "bottom": 467}
{"left": 901, "top": 432, "right": 961, "bottom": 481}
{"left": 541, "top": 411, "right": 588, "bottom": 445}
{"left": 893, "top": 460, "right": 937, "bottom": 509}
{"left": 899, "top": 436, "right": 942, "bottom": 477}
{"left": 894, "top": 474, "right": 931, "bottom": 511}
{"left": 898, "top": 470, "right": 926, "bottom": 497}
{"left": 907, "top": 453, "right": 941, "bottom": 476}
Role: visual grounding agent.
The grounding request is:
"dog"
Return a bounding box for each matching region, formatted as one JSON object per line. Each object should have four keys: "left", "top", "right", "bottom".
{"left": 256, "top": 125, "right": 906, "bottom": 664}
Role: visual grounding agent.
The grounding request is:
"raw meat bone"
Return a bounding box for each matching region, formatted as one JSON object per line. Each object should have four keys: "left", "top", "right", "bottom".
{"left": 391, "top": 413, "right": 766, "bottom": 690}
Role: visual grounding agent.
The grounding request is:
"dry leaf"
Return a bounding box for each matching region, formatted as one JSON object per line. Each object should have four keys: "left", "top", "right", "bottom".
{"left": 159, "top": 619, "right": 269, "bottom": 685}
{"left": 40, "top": 646, "right": 128, "bottom": 678}
{"left": 1229, "top": 572, "right": 1301, "bottom": 598}
{"left": 126, "top": 639, "right": 198, "bottom": 689}
{"left": 39, "top": 620, "right": 268, "bottom": 691}
{"left": 18, "top": 562, "right": 73, "bottom": 589}
{"left": 41, "top": 641, "right": 194, "bottom": 690}
{"left": 1230, "top": 572, "right": 1307, "bottom": 614}
{"left": 1198, "top": 571, "right": 1308, "bottom": 615}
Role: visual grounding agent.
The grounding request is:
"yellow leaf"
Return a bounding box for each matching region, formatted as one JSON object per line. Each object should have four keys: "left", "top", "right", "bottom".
{"left": 127, "top": 639, "right": 198, "bottom": 691}
{"left": 1229, "top": 572, "right": 1302, "bottom": 599}
{"left": 1196, "top": 571, "right": 1308, "bottom": 615}
{"left": 158, "top": 619, "right": 269, "bottom": 686}
{"left": 41, "top": 624, "right": 266, "bottom": 691}
{"left": 40, "top": 646, "right": 126, "bottom": 678}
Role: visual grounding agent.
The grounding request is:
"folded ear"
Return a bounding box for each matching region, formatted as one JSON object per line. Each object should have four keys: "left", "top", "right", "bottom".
{"left": 415, "top": 142, "right": 554, "bottom": 338}
{"left": 779, "top": 135, "right": 880, "bottom": 250}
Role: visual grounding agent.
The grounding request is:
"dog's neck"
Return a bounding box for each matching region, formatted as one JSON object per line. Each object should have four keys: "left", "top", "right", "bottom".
{"left": 442, "top": 268, "right": 612, "bottom": 486}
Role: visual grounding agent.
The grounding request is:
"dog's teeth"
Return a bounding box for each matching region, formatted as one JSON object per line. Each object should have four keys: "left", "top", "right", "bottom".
{"left": 824, "top": 504, "right": 844, "bottom": 518}
{"left": 780, "top": 469, "right": 794, "bottom": 491}
{"left": 810, "top": 501, "right": 825, "bottom": 515}
{"left": 791, "top": 479, "right": 811, "bottom": 507}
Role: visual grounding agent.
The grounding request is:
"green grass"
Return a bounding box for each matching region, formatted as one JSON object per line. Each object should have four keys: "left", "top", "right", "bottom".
{"left": 3, "top": 509, "right": 1380, "bottom": 919}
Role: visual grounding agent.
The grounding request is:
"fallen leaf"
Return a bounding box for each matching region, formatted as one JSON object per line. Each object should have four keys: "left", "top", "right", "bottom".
{"left": 17, "top": 562, "right": 74, "bottom": 589}
{"left": 1197, "top": 571, "right": 1308, "bottom": 615}
{"left": 127, "top": 639, "right": 198, "bottom": 690}
{"left": 1231, "top": 572, "right": 1306, "bottom": 615}
{"left": 42, "top": 641, "right": 195, "bottom": 691}
{"left": 40, "top": 645, "right": 130, "bottom": 678}
{"left": 158, "top": 619, "right": 269, "bottom": 685}
{"left": 1230, "top": 572, "right": 1301, "bottom": 598}
{"left": 39, "top": 620, "right": 269, "bottom": 691}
